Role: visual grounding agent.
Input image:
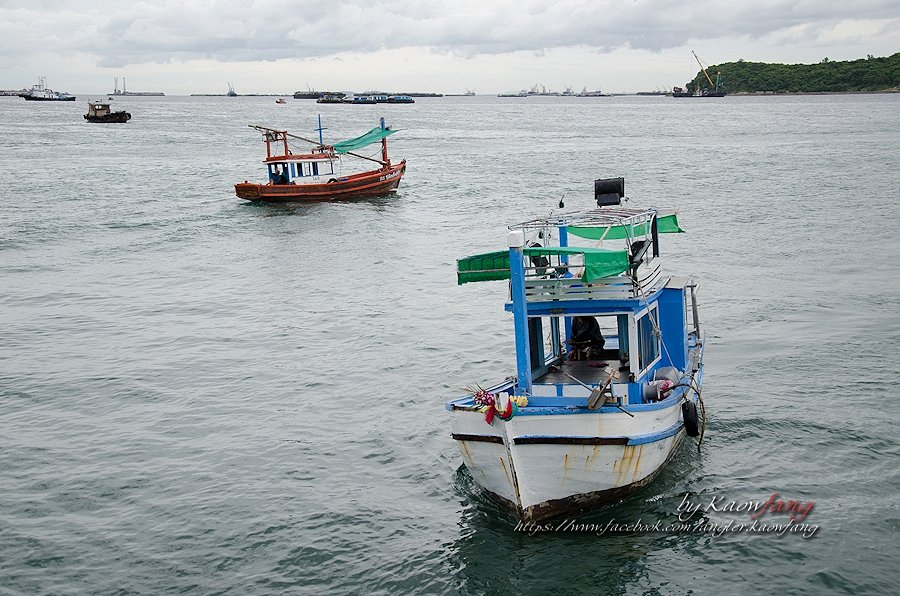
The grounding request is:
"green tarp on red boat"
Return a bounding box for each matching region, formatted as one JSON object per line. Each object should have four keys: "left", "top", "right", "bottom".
{"left": 457, "top": 247, "right": 630, "bottom": 285}
{"left": 566, "top": 213, "right": 684, "bottom": 240}
{"left": 331, "top": 127, "right": 396, "bottom": 154}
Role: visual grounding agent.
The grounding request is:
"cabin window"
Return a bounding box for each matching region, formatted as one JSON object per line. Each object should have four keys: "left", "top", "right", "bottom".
{"left": 637, "top": 305, "right": 660, "bottom": 372}
{"left": 528, "top": 316, "right": 565, "bottom": 375}
{"left": 303, "top": 162, "right": 312, "bottom": 176}
{"left": 313, "top": 163, "right": 319, "bottom": 176}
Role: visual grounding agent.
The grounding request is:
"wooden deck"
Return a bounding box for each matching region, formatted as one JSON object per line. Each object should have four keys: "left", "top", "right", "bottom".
{"left": 535, "top": 360, "right": 620, "bottom": 386}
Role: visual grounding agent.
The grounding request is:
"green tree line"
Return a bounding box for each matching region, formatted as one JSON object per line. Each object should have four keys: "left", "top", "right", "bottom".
{"left": 685, "top": 52, "right": 900, "bottom": 94}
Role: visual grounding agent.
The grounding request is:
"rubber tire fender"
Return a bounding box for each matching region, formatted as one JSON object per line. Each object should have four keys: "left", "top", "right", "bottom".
{"left": 682, "top": 400, "right": 700, "bottom": 437}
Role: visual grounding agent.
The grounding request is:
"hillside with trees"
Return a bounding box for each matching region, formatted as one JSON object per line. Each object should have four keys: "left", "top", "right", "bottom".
{"left": 684, "top": 52, "right": 900, "bottom": 94}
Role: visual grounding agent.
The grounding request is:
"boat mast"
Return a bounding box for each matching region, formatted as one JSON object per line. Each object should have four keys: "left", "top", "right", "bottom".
{"left": 379, "top": 117, "right": 390, "bottom": 165}
{"left": 508, "top": 230, "right": 533, "bottom": 394}
{"left": 315, "top": 114, "right": 326, "bottom": 145}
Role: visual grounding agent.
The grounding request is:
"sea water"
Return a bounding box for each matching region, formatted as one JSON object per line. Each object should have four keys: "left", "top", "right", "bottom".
{"left": 1, "top": 93, "right": 899, "bottom": 594}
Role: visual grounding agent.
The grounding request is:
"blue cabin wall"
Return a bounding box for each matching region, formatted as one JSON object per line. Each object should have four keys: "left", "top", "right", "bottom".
{"left": 657, "top": 287, "right": 688, "bottom": 371}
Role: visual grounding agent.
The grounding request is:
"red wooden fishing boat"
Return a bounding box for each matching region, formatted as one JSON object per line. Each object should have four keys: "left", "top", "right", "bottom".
{"left": 234, "top": 117, "right": 406, "bottom": 202}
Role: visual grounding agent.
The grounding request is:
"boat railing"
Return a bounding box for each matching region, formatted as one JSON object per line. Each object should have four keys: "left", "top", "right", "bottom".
{"left": 687, "top": 281, "right": 701, "bottom": 337}
{"left": 524, "top": 276, "right": 635, "bottom": 301}
{"left": 521, "top": 260, "right": 662, "bottom": 302}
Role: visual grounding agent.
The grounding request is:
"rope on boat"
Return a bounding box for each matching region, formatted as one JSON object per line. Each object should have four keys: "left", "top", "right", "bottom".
{"left": 623, "top": 213, "right": 677, "bottom": 367}
{"left": 623, "top": 214, "right": 707, "bottom": 451}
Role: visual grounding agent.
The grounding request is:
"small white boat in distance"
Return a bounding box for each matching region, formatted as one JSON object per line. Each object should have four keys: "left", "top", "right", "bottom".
{"left": 447, "top": 178, "right": 706, "bottom": 521}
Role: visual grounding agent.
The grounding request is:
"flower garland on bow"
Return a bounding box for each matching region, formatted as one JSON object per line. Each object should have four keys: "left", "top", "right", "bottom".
{"left": 466, "top": 385, "right": 529, "bottom": 425}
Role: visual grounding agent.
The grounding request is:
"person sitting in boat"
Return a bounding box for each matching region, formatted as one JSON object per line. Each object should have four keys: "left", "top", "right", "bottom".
{"left": 270, "top": 167, "right": 288, "bottom": 185}
{"left": 567, "top": 316, "right": 606, "bottom": 361}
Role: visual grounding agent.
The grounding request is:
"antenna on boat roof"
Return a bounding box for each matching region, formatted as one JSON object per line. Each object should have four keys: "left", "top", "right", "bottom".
{"left": 315, "top": 114, "right": 326, "bottom": 145}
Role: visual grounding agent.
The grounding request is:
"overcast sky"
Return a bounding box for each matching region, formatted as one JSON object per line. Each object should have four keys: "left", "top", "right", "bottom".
{"left": 2, "top": 0, "right": 897, "bottom": 95}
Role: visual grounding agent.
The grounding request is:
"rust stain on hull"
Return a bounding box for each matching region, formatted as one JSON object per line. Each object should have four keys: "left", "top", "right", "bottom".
{"left": 585, "top": 445, "right": 601, "bottom": 471}
{"left": 614, "top": 445, "right": 639, "bottom": 486}
{"left": 631, "top": 445, "right": 645, "bottom": 483}
{"left": 499, "top": 456, "right": 513, "bottom": 490}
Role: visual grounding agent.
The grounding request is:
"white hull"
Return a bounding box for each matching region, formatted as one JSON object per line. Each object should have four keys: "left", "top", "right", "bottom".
{"left": 451, "top": 398, "right": 689, "bottom": 521}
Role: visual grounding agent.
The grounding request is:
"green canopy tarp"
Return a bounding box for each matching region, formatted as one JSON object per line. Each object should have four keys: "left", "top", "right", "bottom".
{"left": 567, "top": 213, "right": 684, "bottom": 240}
{"left": 457, "top": 247, "right": 629, "bottom": 285}
{"left": 331, "top": 127, "right": 396, "bottom": 154}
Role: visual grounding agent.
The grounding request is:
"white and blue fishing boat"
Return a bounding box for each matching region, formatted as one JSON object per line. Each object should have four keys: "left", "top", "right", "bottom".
{"left": 447, "top": 178, "right": 705, "bottom": 521}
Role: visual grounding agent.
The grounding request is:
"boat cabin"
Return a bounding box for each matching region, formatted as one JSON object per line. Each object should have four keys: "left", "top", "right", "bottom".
{"left": 258, "top": 129, "right": 340, "bottom": 185}
{"left": 267, "top": 155, "right": 338, "bottom": 185}
{"left": 454, "top": 205, "right": 701, "bottom": 411}
{"left": 87, "top": 102, "right": 113, "bottom": 117}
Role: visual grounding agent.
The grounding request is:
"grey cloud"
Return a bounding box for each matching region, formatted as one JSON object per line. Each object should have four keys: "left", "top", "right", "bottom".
{"left": 2, "top": 0, "right": 899, "bottom": 66}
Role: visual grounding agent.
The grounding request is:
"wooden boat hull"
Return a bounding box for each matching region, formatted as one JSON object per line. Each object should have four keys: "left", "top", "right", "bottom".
{"left": 84, "top": 112, "right": 131, "bottom": 123}
{"left": 450, "top": 397, "right": 691, "bottom": 522}
{"left": 234, "top": 160, "right": 406, "bottom": 202}
{"left": 449, "top": 332, "right": 704, "bottom": 522}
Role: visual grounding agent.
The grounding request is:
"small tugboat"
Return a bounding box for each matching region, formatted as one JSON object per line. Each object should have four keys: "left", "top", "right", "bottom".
{"left": 447, "top": 178, "right": 705, "bottom": 521}
{"left": 234, "top": 116, "right": 406, "bottom": 202}
{"left": 83, "top": 101, "right": 131, "bottom": 123}
{"left": 19, "top": 77, "right": 75, "bottom": 101}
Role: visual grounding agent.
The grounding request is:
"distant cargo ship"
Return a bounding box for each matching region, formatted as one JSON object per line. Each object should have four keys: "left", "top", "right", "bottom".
{"left": 110, "top": 77, "right": 164, "bottom": 97}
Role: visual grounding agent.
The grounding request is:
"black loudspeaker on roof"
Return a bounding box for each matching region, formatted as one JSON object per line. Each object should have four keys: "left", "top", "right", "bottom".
{"left": 595, "top": 177, "right": 624, "bottom": 206}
